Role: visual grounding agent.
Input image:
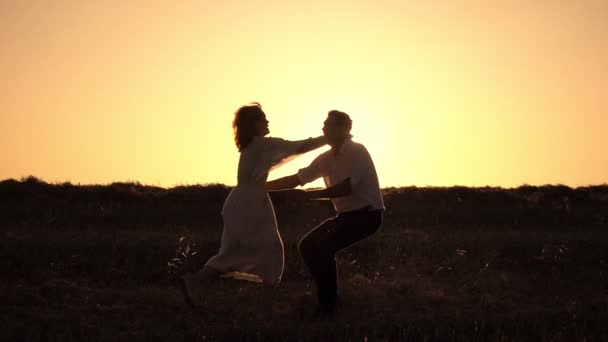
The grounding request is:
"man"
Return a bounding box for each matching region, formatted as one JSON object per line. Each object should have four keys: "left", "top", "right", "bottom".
{"left": 265, "top": 110, "right": 384, "bottom": 315}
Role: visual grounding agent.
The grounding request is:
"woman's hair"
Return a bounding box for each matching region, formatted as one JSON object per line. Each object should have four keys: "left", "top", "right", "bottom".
{"left": 233, "top": 102, "right": 265, "bottom": 151}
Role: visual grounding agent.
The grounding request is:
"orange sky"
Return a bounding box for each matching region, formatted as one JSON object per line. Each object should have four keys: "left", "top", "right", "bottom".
{"left": 1, "top": 0, "right": 607, "bottom": 188}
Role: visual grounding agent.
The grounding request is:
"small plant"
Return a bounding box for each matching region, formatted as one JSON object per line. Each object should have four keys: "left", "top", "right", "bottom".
{"left": 168, "top": 236, "right": 198, "bottom": 278}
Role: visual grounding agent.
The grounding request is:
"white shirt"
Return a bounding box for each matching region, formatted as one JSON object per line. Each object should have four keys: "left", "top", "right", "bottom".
{"left": 297, "top": 138, "right": 385, "bottom": 214}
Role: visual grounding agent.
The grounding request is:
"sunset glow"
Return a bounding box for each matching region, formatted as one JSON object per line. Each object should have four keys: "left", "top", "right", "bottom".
{"left": 1, "top": 0, "right": 607, "bottom": 187}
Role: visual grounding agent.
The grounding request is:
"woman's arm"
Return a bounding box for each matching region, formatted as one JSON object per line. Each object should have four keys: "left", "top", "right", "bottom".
{"left": 265, "top": 174, "right": 301, "bottom": 191}
{"left": 304, "top": 177, "right": 352, "bottom": 199}
{"left": 267, "top": 178, "right": 352, "bottom": 200}
{"left": 295, "top": 136, "right": 327, "bottom": 154}
{"left": 272, "top": 177, "right": 351, "bottom": 198}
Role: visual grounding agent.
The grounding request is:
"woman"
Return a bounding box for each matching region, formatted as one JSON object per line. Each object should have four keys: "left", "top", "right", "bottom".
{"left": 180, "top": 103, "right": 326, "bottom": 306}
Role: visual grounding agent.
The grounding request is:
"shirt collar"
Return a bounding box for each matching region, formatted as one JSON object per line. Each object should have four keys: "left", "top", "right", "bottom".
{"left": 334, "top": 138, "right": 353, "bottom": 157}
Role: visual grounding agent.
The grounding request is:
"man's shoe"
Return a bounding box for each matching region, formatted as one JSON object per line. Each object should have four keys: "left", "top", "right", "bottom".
{"left": 335, "top": 296, "right": 344, "bottom": 309}
{"left": 179, "top": 274, "right": 196, "bottom": 308}
{"left": 310, "top": 297, "right": 344, "bottom": 321}
{"left": 310, "top": 307, "right": 335, "bottom": 321}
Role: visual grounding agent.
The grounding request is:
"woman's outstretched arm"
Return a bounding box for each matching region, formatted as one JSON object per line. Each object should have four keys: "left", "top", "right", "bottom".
{"left": 266, "top": 177, "right": 352, "bottom": 199}
{"left": 300, "top": 177, "right": 352, "bottom": 199}
{"left": 295, "top": 136, "right": 327, "bottom": 154}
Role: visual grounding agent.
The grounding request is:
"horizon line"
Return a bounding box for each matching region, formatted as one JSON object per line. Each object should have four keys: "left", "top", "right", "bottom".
{"left": 2, "top": 176, "right": 607, "bottom": 191}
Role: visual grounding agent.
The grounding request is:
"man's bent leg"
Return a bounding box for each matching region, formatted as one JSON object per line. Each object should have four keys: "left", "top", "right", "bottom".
{"left": 298, "top": 217, "right": 341, "bottom": 310}
{"left": 299, "top": 210, "right": 383, "bottom": 310}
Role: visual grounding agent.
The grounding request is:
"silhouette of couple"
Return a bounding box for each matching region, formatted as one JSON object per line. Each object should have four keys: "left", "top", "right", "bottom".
{"left": 180, "top": 103, "right": 384, "bottom": 316}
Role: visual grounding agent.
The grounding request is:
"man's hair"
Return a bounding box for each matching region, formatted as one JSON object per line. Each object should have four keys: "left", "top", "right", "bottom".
{"left": 328, "top": 110, "right": 352, "bottom": 131}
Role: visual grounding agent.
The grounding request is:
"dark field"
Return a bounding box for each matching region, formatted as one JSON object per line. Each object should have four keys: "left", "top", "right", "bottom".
{"left": 1, "top": 177, "right": 608, "bottom": 341}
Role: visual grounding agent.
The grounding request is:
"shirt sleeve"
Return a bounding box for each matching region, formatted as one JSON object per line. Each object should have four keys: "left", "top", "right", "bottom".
{"left": 264, "top": 137, "right": 307, "bottom": 171}
{"left": 297, "top": 154, "right": 327, "bottom": 185}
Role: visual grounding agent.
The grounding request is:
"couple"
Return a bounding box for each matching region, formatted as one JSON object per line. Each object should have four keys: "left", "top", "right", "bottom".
{"left": 180, "top": 102, "right": 384, "bottom": 315}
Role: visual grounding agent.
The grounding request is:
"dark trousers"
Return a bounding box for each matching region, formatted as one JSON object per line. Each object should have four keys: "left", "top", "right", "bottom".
{"left": 298, "top": 206, "right": 383, "bottom": 309}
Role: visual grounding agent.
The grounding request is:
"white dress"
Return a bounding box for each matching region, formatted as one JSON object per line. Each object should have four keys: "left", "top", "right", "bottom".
{"left": 203, "top": 136, "right": 305, "bottom": 285}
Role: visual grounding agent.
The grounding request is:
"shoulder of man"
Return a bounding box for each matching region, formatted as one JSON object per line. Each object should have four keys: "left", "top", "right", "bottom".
{"left": 349, "top": 140, "right": 370, "bottom": 154}
{"left": 315, "top": 148, "right": 333, "bottom": 161}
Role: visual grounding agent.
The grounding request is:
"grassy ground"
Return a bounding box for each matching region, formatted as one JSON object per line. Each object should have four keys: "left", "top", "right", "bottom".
{"left": 2, "top": 221, "right": 608, "bottom": 341}
{"left": 2, "top": 179, "right": 607, "bottom": 340}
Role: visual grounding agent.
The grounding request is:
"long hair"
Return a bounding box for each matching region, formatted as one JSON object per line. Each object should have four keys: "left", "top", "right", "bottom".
{"left": 233, "top": 102, "right": 265, "bottom": 151}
